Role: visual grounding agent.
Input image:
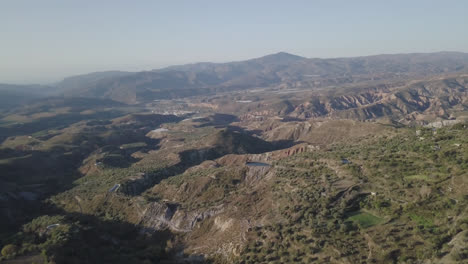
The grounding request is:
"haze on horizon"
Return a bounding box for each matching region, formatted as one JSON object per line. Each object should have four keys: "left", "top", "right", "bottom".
{"left": 2, "top": 0, "right": 468, "bottom": 84}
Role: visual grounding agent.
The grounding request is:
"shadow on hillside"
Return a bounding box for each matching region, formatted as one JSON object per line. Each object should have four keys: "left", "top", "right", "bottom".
{"left": 0, "top": 107, "right": 197, "bottom": 259}
{"left": 0, "top": 131, "right": 162, "bottom": 237}
{"left": 224, "top": 125, "right": 263, "bottom": 136}
{"left": 194, "top": 113, "right": 239, "bottom": 128}
{"left": 119, "top": 147, "right": 236, "bottom": 196}
{"left": 0, "top": 147, "right": 86, "bottom": 236}
{"left": 225, "top": 125, "right": 298, "bottom": 149}
{"left": 0, "top": 110, "right": 126, "bottom": 144}
{"left": 120, "top": 129, "right": 298, "bottom": 196}
{"left": 281, "top": 116, "right": 305, "bottom": 122}
{"left": 5, "top": 204, "right": 210, "bottom": 264}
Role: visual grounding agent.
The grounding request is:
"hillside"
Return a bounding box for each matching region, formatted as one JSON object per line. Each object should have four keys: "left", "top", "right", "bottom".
{"left": 0, "top": 52, "right": 467, "bottom": 264}
{"left": 57, "top": 52, "right": 468, "bottom": 104}
{"left": 1, "top": 116, "right": 466, "bottom": 263}
{"left": 289, "top": 74, "right": 468, "bottom": 121}
{"left": 179, "top": 74, "right": 468, "bottom": 124}
{"left": 0, "top": 84, "right": 50, "bottom": 111}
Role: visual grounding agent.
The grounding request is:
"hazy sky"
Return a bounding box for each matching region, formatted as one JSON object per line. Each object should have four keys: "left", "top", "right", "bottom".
{"left": 2, "top": 0, "right": 468, "bottom": 84}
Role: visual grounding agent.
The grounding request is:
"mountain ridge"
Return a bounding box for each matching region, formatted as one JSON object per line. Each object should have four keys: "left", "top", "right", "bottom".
{"left": 47, "top": 51, "right": 468, "bottom": 104}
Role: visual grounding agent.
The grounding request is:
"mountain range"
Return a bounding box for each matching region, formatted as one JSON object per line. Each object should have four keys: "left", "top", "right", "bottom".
{"left": 14, "top": 51, "right": 468, "bottom": 103}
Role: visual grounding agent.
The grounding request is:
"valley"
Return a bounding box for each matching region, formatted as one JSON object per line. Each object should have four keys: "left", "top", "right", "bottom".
{"left": 0, "top": 52, "right": 467, "bottom": 263}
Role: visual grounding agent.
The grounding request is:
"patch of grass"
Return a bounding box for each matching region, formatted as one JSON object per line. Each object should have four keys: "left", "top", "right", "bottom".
{"left": 405, "top": 173, "right": 445, "bottom": 182}
{"left": 347, "top": 211, "right": 383, "bottom": 228}
{"left": 409, "top": 214, "right": 434, "bottom": 228}
{"left": 120, "top": 142, "right": 147, "bottom": 149}
{"left": 0, "top": 119, "right": 15, "bottom": 127}
{"left": 405, "top": 174, "right": 430, "bottom": 181}
{"left": 31, "top": 129, "right": 52, "bottom": 137}
{"left": 0, "top": 154, "right": 33, "bottom": 165}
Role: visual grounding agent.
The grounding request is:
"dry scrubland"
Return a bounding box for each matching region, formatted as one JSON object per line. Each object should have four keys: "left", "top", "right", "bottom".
{"left": 0, "top": 52, "right": 467, "bottom": 263}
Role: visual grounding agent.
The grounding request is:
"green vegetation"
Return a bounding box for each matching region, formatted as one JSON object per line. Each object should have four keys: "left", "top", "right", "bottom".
{"left": 1, "top": 93, "right": 467, "bottom": 263}
{"left": 0, "top": 214, "right": 176, "bottom": 263}
{"left": 347, "top": 211, "right": 383, "bottom": 228}
{"left": 1, "top": 244, "right": 18, "bottom": 257}
{"left": 120, "top": 142, "right": 147, "bottom": 149}
{"left": 234, "top": 123, "right": 468, "bottom": 263}
{"left": 405, "top": 174, "right": 432, "bottom": 181}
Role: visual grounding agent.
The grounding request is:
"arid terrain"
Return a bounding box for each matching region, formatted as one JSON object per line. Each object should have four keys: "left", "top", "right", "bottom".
{"left": 0, "top": 52, "right": 467, "bottom": 263}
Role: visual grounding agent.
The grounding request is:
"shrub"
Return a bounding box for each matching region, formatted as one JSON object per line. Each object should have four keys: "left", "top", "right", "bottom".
{"left": 1, "top": 244, "right": 18, "bottom": 257}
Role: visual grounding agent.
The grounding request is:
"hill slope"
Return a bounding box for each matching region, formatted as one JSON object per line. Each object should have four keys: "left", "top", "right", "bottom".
{"left": 58, "top": 52, "right": 468, "bottom": 103}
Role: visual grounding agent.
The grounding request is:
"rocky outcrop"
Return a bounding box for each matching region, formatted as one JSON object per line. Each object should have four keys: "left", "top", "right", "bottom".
{"left": 216, "top": 143, "right": 313, "bottom": 167}
{"left": 242, "top": 75, "right": 468, "bottom": 122}
{"left": 424, "top": 119, "right": 462, "bottom": 128}
{"left": 140, "top": 202, "right": 224, "bottom": 232}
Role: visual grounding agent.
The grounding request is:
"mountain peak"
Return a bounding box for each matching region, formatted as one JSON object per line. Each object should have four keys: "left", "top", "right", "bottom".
{"left": 275, "top": 51, "right": 302, "bottom": 57}
{"left": 253, "top": 52, "right": 306, "bottom": 64}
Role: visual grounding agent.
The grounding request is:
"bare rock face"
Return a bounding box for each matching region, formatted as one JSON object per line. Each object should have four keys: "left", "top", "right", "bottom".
{"left": 172, "top": 206, "right": 225, "bottom": 231}
{"left": 281, "top": 76, "right": 468, "bottom": 121}
{"left": 424, "top": 119, "right": 462, "bottom": 128}
{"left": 140, "top": 202, "right": 224, "bottom": 232}
{"left": 244, "top": 165, "right": 271, "bottom": 183}
{"left": 140, "top": 202, "right": 182, "bottom": 231}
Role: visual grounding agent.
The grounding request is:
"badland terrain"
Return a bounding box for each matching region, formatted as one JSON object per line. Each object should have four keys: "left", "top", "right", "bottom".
{"left": 0, "top": 52, "right": 467, "bottom": 263}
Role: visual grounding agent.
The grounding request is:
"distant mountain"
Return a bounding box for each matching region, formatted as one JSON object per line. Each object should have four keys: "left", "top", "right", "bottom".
{"left": 56, "top": 52, "right": 468, "bottom": 103}
{"left": 55, "top": 71, "right": 133, "bottom": 93}
{"left": 0, "top": 84, "right": 50, "bottom": 110}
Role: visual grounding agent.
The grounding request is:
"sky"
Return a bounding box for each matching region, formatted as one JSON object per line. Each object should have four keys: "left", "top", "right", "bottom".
{"left": 1, "top": 0, "right": 468, "bottom": 84}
